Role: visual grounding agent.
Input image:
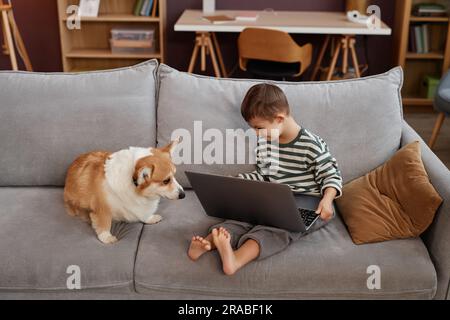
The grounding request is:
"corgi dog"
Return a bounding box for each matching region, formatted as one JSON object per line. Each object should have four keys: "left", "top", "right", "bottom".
{"left": 63, "top": 138, "right": 185, "bottom": 244}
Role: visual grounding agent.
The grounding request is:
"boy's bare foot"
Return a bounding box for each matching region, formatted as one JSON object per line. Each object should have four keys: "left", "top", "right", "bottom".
{"left": 188, "top": 236, "right": 212, "bottom": 261}
{"left": 212, "top": 227, "right": 238, "bottom": 275}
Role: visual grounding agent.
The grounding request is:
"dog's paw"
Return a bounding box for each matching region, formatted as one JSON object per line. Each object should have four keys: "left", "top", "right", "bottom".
{"left": 146, "top": 214, "right": 163, "bottom": 225}
{"left": 98, "top": 232, "right": 118, "bottom": 244}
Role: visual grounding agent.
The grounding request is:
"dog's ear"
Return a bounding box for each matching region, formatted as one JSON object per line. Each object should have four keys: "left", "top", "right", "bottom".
{"left": 160, "top": 137, "right": 182, "bottom": 157}
{"left": 134, "top": 165, "right": 154, "bottom": 186}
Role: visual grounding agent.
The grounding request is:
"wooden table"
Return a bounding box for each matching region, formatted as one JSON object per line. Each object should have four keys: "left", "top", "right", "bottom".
{"left": 174, "top": 10, "right": 392, "bottom": 79}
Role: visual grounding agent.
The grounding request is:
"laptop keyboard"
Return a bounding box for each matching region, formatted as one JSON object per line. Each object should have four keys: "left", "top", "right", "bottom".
{"left": 298, "top": 208, "right": 320, "bottom": 228}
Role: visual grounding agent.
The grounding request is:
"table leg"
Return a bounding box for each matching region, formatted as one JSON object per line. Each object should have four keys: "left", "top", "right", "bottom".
{"left": 211, "top": 32, "right": 227, "bottom": 78}
{"left": 429, "top": 112, "right": 446, "bottom": 149}
{"left": 1, "top": 14, "right": 8, "bottom": 55}
{"left": 200, "top": 33, "right": 206, "bottom": 71}
{"left": 7, "top": 11, "right": 32, "bottom": 71}
{"left": 349, "top": 37, "right": 361, "bottom": 78}
{"left": 326, "top": 40, "right": 341, "bottom": 81}
{"left": 1, "top": 10, "right": 17, "bottom": 70}
{"left": 342, "top": 36, "right": 349, "bottom": 75}
{"left": 206, "top": 36, "right": 221, "bottom": 78}
{"left": 187, "top": 32, "right": 225, "bottom": 78}
{"left": 188, "top": 38, "right": 200, "bottom": 73}
{"left": 310, "top": 35, "right": 330, "bottom": 81}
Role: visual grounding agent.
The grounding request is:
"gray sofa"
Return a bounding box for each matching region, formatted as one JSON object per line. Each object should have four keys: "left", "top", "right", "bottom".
{"left": 0, "top": 60, "right": 448, "bottom": 300}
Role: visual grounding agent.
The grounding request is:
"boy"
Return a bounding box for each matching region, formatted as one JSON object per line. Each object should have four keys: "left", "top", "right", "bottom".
{"left": 188, "top": 83, "right": 343, "bottom": 275}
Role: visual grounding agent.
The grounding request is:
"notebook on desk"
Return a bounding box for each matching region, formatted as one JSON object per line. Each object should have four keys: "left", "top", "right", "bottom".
{"left": 202, "top": 15, "right": 235, "bottom": 24}
{"left": 235, "top": 11, "right": 259, "bottom": 21}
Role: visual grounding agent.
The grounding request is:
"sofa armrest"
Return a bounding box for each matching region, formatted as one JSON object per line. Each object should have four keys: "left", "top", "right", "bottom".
{"left": 401, "top": 120, "right": 450, "bottom": 300}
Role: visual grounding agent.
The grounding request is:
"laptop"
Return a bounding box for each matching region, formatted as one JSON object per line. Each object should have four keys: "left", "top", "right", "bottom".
{"left": 185, "top": 171, "right": 324, "bottom": 232}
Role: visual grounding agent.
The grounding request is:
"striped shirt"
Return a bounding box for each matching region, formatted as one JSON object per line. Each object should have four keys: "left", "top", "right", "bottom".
{"left": 238, "top": 127, "right": 343, "bottom": 198}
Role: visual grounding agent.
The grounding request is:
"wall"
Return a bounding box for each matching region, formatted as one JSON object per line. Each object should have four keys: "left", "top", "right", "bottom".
{"left": 0, "top": 0, "right": 62, "bottom": 71}
{"left": 0, "top": 0, "right": 395, "bottom": 76}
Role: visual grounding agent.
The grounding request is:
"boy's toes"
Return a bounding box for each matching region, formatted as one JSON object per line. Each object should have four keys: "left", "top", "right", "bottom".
{"left": 191, "top": 236, "right": 204, "bottom": 245}
{"left": 219, "top": 227, "right": 230, "bottom": 238}
{"left": 199, "top": 238, "right": 211, "bottom": 250}
{"left": 212, "top": 228, "right": 219, "bottom": 237}
{"left": 203, "top": 241, "right": 212, "bottom": 251}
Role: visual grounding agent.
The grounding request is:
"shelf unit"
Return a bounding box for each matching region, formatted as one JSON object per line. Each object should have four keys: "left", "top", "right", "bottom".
{"left": 57, "top": 0, "right": 166, "bottom": 72}
{"left": 394, "top": 0, "right": 450, "bottom": 108}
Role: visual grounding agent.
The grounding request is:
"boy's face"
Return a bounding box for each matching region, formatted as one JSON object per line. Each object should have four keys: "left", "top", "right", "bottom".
{"left": 248, "top": 114, "right": 285, "bottom": 141}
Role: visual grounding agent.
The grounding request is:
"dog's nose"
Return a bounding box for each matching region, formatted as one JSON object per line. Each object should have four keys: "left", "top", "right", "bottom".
{"left": 178, "top": 190, "right": 185, "bottom": 199}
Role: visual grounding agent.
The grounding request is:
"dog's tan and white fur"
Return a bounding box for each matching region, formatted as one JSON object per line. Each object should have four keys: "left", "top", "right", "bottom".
{"left": 64, "top": 139, "right": 184, "bottom": 244}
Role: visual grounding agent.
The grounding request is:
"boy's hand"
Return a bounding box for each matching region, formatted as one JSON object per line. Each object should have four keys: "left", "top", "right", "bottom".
{"left": 316, "top": 187, "right": 337, "bottom": 221}
{"left": 316, "top": 198, "right": 334, "bottom": 221}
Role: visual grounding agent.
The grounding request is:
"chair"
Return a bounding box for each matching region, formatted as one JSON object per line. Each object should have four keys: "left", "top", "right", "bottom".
{"left": 429, "top": 71, "right": 450, "bottom": 149}
{"left": 238, "top": 28, "right": 312, "bottom": 81}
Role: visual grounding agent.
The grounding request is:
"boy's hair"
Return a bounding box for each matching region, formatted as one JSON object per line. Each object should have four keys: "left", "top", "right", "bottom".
{"left": 241, "top": 83, "right": 290, "bottom": 122}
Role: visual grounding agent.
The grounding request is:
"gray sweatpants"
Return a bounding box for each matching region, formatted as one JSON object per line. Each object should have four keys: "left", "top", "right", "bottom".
{"left": 208, "top": 210, "right": 335, "bottom": 260}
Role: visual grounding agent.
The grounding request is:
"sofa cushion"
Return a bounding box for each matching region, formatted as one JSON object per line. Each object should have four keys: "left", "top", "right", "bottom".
{"left": 0, "top": 60, "right": 158, "bottom": 187}
{"left": 337, "top": 141, "right": 443, "bottom": 244}
{"left": 0, "top": 187, "right": 142, "bottom": 293}
{"left": 157, "top": 64, "right": 404, "bottom": 187}
{"left": 134, "top": 191, "right": 437, "bottom": 299}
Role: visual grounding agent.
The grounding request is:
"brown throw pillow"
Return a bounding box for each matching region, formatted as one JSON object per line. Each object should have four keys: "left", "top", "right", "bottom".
{"left": 336, "top": 141, "right": 443, "bottom": 245}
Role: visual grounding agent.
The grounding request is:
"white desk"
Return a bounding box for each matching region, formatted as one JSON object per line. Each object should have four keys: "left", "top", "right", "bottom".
{"left": 174, "top": 10, "right": 392, "bottom": 78}
{"left": 175, "top": 10, "right": 391, "bottom": 35}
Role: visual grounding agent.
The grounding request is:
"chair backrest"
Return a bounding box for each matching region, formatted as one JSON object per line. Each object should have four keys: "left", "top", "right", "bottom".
{"left": 238, "top": 28, "right": 312, "bottom": 76}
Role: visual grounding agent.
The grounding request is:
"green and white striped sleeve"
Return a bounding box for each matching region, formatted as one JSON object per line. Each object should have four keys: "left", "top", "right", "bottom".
{"left": 312, "top": 138, "right": 343, "bottom": 198}
{"left": 237, "top": 138, "right": 268, "bottom": 181}
{"left": 237, "top": 169, "right": 266, "bottom": 181}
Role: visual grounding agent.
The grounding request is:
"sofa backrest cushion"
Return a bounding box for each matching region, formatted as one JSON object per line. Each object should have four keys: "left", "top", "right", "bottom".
{"left": 0, "top": 60, "right": 158, "bottom": 187}
{"left": 156, "top": 64, "right": 404, "bottom": 188}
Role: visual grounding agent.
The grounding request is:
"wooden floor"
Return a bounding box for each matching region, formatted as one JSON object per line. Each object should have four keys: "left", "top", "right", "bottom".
{"left": 404, "top": 112, "right": 449, "bottom": 169}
